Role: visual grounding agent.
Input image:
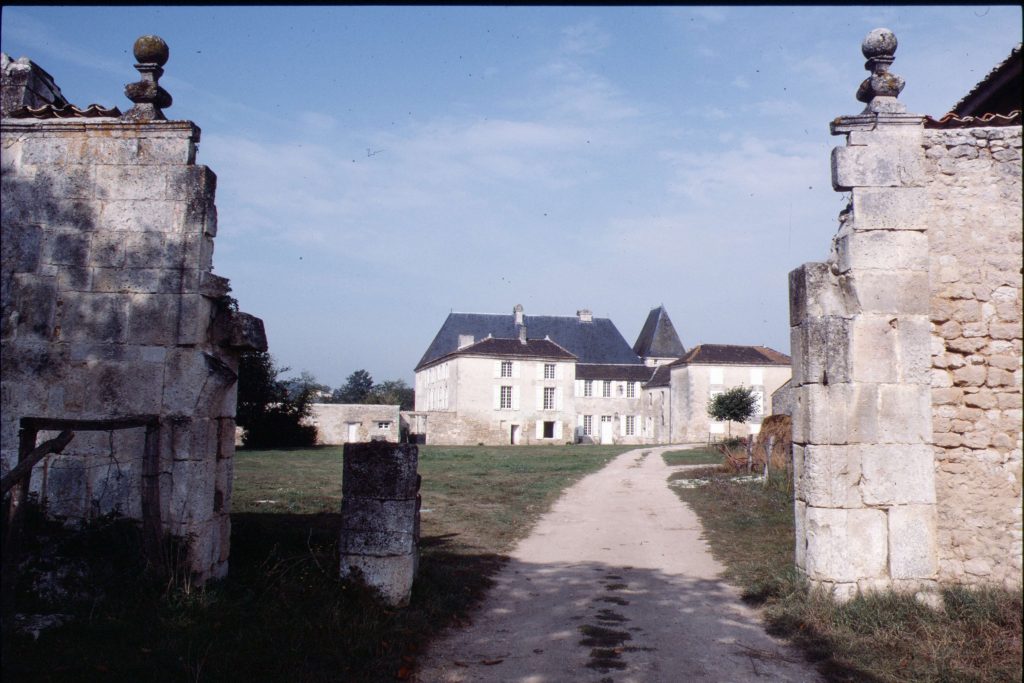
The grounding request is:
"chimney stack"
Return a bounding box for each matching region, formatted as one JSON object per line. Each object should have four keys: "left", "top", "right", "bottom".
{"left": 513, "top": 303, "right": 524, "bottom": 326}
{"left": 577, "top": 309, "right": 593, "bottom": 323}
{"left": 519, "top": 325, "right": 528, "bottom": 345}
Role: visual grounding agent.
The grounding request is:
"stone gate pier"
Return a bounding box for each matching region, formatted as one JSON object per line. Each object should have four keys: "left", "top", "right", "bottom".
{"left": 790, "top": 30, "right": 1022, "bottom": 600}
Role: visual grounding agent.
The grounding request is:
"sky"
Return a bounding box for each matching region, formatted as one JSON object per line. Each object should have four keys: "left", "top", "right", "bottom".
{"left": 2, "top": 5, "right": 1021, "bottom": 387}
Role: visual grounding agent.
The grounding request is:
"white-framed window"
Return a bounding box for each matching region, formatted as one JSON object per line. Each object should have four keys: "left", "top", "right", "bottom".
{"left": 600, "top": 415, "right": 613, "bottom": 423}
{"left": 500, "top": 385, "right": 513, "bottom": 409}
{"left": 543, "top": 387, "right": 556, "bottom": 410}
{"left": 583, "top": 415, "right": 593, "bottom": 435}
{"left": 377, "top": 421, "right": 391, "bottom": 430}
{"left": 584, "top": 380, "right": 593, "bottom": 397}
{"left": 602, "top": 380, "right": 612, "bottom": 397}
{"left": 625, "top": 415, "right": 635, "bottom": 436}
{"left": 617, "top": 383, "right": 624, "bottom": 396}
{"left": 544, "top": 363, "right": 555, "bottom": 379}
{"left": 626, "top": 382, "right": 636, "bottom": 398}
{"left": 501, "top": 360, "right": 513, "bottom": 378}
{"left": 753, "top": 390, "right": 765, "bottom": 417}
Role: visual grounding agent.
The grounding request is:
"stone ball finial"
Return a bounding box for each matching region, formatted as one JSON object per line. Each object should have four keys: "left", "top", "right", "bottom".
{"left": 133, "top": 35, "right": 169, "bottom": 66}
{"left": 861, "top": 28, "right": 897, "bottom": 60}
{"left": 855, "top": 27, "right": 905, "bottom": 110}
{"left": 123, "top": 35, "right": 172, "bottom": 121}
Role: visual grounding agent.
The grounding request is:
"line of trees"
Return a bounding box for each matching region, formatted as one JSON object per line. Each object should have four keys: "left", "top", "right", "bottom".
{"left": 236, "top": 353, "right": 415, "bottom": 448}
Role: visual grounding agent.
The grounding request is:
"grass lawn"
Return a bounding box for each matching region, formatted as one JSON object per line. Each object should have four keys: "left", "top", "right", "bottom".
{"left": 668, "top": 457, "right": 1023, "bottom": 683}
{"left": 2, "top": 443, "right": 630, "bottom": 682}
{"left": 661, "top": 447, "right": 722, "bottom": 466}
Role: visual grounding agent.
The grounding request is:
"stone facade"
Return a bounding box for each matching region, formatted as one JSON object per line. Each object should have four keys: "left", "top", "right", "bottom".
{"left": 789, "top": 30, "right": 1021, "bottom": 599}
{"left": 1, "top": 41, "right": 264, "bottom": 584}
{"left": 669, "top": 355, "right": 792, "bottom": 443}
{"left": 307, "top": 403, "right": 400, "bottom": 444}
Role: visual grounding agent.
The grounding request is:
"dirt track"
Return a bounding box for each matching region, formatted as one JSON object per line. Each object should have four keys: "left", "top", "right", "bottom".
{"left": 414, "top": 447, "right": 821, "bottom": 683}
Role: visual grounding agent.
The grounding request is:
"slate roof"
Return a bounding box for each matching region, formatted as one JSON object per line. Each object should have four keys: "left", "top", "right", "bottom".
{"left": 433, "top": 337, "right": 576, "bottom": 365}
{"left": 632, "top": 306, "right": 686, "bottom": 360}
{"left": 416, "top": 311, "right": 643, "bottom": 371}
{"left": 575, "top": 364, "right": 656, "bottom": 382}
{"left": 645, "top": 364, "right": 673, "bottom": 388}
{"left": 670, "top": 344, "right": 791, "bottom": 367}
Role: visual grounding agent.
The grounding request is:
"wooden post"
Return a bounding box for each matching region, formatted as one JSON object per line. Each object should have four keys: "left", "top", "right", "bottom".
{"left": 2, "top": 428, "right": 38, "bottom": 620}
{"left": 746, "top": 438, "right": 753, "bottom": 473}
{"left": 763, "top": 435, "right": 774, "bottom": 485}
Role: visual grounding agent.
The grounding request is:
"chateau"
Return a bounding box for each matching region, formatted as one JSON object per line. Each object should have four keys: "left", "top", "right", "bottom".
{"left": 411, "top": 304, "right": 791, "bottom": 445}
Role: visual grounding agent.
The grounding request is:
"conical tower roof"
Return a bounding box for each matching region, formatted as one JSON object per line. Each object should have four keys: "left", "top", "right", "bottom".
{"left": 632, "top": 306, "right": 685, "bottom": 360}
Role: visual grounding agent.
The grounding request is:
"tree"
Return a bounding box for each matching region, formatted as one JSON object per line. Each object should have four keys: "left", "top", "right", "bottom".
{"left": 366, "top": 379, "right": 415, "bottom": 411}
{"left": 236, "top": 351, "right": 317, "bottom": 448}
{"left": 707, "top": 385, "right": 758, "bottom": 437}
{"left": 336, "top": 369, "right": 374, "bottom": 404}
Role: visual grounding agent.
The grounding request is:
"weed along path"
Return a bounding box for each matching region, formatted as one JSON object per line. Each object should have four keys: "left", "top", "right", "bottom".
{"left": 414, "top": 447, "right": 820, "bottom": 683}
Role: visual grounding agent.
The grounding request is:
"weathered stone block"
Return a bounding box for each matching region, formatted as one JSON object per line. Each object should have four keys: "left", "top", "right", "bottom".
{"left": 95, "top": 165, "right": 167, "bottom": 201}
{"left": 97, "top": 200, "right": 184, "bottom": 233}
{"left": 166, "top": 165, "right": 216, "bottom": 201}
{"left": 1, "top": 222, "right": 42, "bottom": 273}
{"left": 56, "top": 292, "right": 128, "bottom": 343}
{"left": 339, "top": 529, "right": 416, "bottom": 556}
{"left": 168, "top": 458, "right": 217, "bottom": 531}
{"left": 851, "top": 187, "right": 927, "bottom": 230}
{"left": 877, "top": 384, "right": 931, "bottom": 443}
{"left": 342, "top": 442, "right": 420, "bottom": 499}
{"left": 835, "top": 230, "right": 928, "bottom": 274}
{"left": 832, "top": 144, "right": 924, "bottom": 190}
{"left": 123, "top": 232, "right": 167, "bottom": 268}
{"left": 341, "top": 497, "right": 419, "bottom": 533}
{"left": 800, "top": 444, "right": 862, "bottom": 508}
{"left": 888, "top": 506, "right": 938, "bottom": 579}
{"left": 339, "top": 552, "right": 416, "bottom": 607}
{"left": 840, "top": 270, "right": 930, "bottom": 315}
{"left": 805, "top": 507, "right": 887, "bottom": 582}
{"left": 138, "top": 136, "right": 195, "bottom": 165}
{"left": 789, "top": 262, "right": 846, "bottom": 326}
{"left": 860, "top": 444, "right": 935, "bottom": 505}
{"left": 20, "top": 137, "right": 70, "bottom": 165}
{"left": 849, "top": 316, "right": 898, "bottom": 383}
{"left": 175, "top": 294, "right": 211, "bottom": 345}
{"left": 794, "top": 500, "right": 807, "bottom": 570}
{"left": 792, "top": 316, "right": 850, "bottom": 386}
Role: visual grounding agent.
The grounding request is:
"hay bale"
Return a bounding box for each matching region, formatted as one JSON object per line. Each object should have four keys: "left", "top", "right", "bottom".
{"left": 754, "top": 414, "right": 792, "bottom": 469}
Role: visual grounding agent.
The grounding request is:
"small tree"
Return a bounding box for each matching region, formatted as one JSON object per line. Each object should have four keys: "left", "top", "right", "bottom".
{"left": 336, "top": 369, "right": 374, "bottom": 403}
{"left": 707, "top": 385, "right": 758, "bottom": 437}
{"left": 366, "top": 379, "right": 415, "bottom": 411}
{"left": 236, "top": 351, "right": 317, "bottom": 448}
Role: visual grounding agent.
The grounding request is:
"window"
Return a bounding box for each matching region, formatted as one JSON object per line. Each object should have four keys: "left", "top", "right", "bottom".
{"left": 543, "top": 421, "right": 555, "bottom": 438}
{"left": 583, "top": 415, "right": 593, "bottom": 435}
{"left": 501, "top": 361, "right": 513, "bottom": 378}
{"left": 543, "top": 387, "right": 555, "bottom": 410}
{"left": 626, "top": 382, "right": 636, "bottom": 398}
{"left": 378, "top": 421, "right": 391, "bottom": 430}
{"left": 602, "top": 380, "right": 612, "bottom": 397}
{"left": 500, "top": 385, "right": 513, "bottom": 409}
{"left": 753, "top": 390, "right": 765, "bottom": 417}
{"left": 625, "top": 415, "right": 635, "bottom": 436}
{"left": 600, "top": 415, "right": 613, "bottom": 423}
{"left": 584, "top": 380, "right": 593, "bottom": 397}
{"left": 544, "top": 363, "right": 555, "bottom": 379}
{"left": 617, "top": 383, "right": 624, "bottom": 396}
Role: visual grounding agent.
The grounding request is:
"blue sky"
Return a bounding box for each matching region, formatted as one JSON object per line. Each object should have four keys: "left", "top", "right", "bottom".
{"left": 3, "top": 6, "right": 1021, "bottom": 387}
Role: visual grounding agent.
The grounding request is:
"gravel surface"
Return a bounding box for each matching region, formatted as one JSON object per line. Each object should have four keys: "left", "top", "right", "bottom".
{"left": 414, "top": 447, "right": 821, "bottom": 683}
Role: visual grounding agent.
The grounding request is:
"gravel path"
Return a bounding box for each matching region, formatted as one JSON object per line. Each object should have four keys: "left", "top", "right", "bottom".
{"left": 414, "top": 446, "right": 821, "bottom": 683}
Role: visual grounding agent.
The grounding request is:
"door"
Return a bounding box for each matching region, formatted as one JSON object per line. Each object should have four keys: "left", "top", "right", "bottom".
{"left": 347, "top": 422, "right": 359, "bottom": 443}
{"left": 511, "top": 425, "right": 521, "bottom": 445}
{"left": 600, "top": 420, "right": 614, "bottom": 445}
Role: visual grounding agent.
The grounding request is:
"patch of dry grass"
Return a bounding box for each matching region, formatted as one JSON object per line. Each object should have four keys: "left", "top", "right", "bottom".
{"left": 670, "top": 467, "right": 1023, "bottom": 683}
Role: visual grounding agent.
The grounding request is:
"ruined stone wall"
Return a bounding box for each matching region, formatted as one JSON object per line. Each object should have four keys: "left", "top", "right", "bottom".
{"left": 923, "top": 126, "right": 1023, "bottom": 587}
{"left": 1, "top": 112, "right": 263, "bottom": 583}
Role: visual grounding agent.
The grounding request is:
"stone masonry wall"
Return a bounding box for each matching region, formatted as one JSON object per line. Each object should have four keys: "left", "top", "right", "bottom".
{"left": 923, "top": 126, "right": 1023, "bottom": 587}
{"left": 1, "top": 110, "right": 263, "bottom": 583}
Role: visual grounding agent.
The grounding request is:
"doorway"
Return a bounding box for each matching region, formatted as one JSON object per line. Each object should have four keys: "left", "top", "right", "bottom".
{"left": 347, "top": 422, "right": 359, "bottom": 442}
{"left": 510, "top": 424, "right": 521, "bottom": 445}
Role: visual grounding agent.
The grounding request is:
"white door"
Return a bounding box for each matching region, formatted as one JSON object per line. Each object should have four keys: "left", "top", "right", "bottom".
{"left": 347, "top": 423, "right": 359, "bottom": 442}
{"left": 600, "top": 420, "right": 614, "bottom": 445}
